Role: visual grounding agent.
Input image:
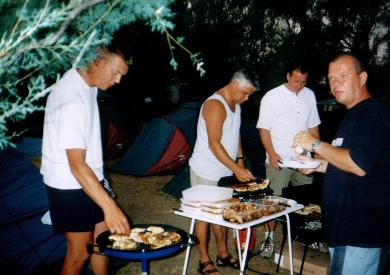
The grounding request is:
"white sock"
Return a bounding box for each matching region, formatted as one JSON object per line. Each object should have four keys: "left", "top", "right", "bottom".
{"left": 264, "top": 231, "right": 274, "bottom": 240}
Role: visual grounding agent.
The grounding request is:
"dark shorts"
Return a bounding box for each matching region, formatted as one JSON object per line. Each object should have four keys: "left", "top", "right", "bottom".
{"left": 45, "top": 185, "right": 104, "bottom": 234}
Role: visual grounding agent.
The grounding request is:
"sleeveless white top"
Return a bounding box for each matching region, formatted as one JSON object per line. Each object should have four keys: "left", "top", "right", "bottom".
{"left": 189, "top": 93, "right": 241, "bottom": 181}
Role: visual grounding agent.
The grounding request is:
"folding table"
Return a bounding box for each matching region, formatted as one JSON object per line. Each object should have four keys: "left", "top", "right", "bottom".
{"left": 175, "top": 203, "right": 303, "bottom": 275}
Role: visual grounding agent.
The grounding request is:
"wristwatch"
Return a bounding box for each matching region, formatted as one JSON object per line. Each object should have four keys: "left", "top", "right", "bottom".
{"left": 311, "top": 140, "right": 322, "bottom": 152}
{"left": 236, "top": 156, "right": 246, "bottom": 161}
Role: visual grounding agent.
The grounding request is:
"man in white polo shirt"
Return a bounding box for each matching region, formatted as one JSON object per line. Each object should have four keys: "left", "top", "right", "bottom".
{"left": 41, "top": 45, "right": 131, "bottom": 274}
{"left": 256, "top": 61, "right": 321, "bottom": 258}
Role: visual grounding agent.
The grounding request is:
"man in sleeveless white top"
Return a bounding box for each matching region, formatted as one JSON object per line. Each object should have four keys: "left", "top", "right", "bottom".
{"left": 189, "top": 69, "right": 260, "bottom": 275}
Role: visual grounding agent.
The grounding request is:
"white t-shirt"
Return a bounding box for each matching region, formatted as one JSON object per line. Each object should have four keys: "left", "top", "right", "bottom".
{"left": 256, "top": 84, "right": 321, "bottom": 161}
{"left": 189, "top": 93, "right": 241, "bottom": 181}
{"left": 41, "top": 68, "right": 104, "bottom": 189}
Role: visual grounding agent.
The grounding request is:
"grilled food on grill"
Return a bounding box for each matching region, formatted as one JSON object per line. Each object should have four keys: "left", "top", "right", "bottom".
{"left": 147, "top": 226, "right": 165, "bottom": 234}
{"left": 295, "top": 204, "right": 321, "bottom": 217}
{"left": 232, "top": 179, "right": 270, "bottom": 192}
{"left": 108, "top": 226, "right": 181, "bottom": 250}
{"left": 112, "top": 239, "right": 137, "bottom": 250}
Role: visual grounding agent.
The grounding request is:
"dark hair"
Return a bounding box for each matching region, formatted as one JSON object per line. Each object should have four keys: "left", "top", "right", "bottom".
{"left": 330, "top": 52, "right": 365, "bottom": 74}
{"left": 106, "top": 43, "right": 133, "bottom": 65}
{"left": 286, "top": 61, "right": 309, "bottom": 75}
{"left": 231, "top": 69, "right": 260, "bottom": 91}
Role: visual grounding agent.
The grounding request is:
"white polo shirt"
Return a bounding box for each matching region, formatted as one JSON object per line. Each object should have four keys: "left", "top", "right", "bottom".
{"left": 41, "top": 68, "right": 104, "bottom": 189}
{"left": 257, "top": 84, "right": 321, "bottom": 162}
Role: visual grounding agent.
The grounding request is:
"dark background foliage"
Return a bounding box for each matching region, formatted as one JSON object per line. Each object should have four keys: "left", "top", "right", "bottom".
{"left": 15, "top": 0, "right": 390, "bottom": 143}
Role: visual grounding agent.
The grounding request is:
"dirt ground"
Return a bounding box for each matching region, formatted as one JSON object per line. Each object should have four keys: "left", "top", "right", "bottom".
{"left": 108, "top": 171, "right": 294, "bottom": 275}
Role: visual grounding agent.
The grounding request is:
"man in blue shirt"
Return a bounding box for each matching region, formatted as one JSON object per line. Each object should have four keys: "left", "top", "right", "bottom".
{"left": 293, "top": 53, "right": 390, "bottom": 275}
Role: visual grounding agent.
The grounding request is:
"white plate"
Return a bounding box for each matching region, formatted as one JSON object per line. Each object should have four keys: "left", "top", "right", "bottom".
{"left": 279, "top": 160, "right": 320, "bottom": 169}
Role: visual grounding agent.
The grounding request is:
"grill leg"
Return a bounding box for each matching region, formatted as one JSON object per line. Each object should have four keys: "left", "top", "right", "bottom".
{"left": 276, "top": 231, "right": 287, "bottom": 272}
{"left": 299, "top": 245, "right": 309, "bottom": 275}
{"left": 141, "top": 259, "right": 148, "bottom": 275}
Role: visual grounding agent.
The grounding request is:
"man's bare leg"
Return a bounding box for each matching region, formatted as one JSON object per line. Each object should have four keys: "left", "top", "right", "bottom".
{"left": 264, "top": 220, "right": 276, "bottom": 237}
{"left": 196, "top": 221, "right": 211, "bottom": 262}
{"left": 61, "top": 232, "right": 92, "bottom": 275}
{"left": 196, "top": 222, "right": 221, "bottom": 275}
{"left": 211, "top": 224, "right": 229, "bottom": 258}
{"left": 91, "top": 221, "right": 110, "bottom": 275}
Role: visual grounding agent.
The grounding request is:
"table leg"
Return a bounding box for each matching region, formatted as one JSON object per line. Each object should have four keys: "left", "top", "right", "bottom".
{"left": 234, "top": 228, "right": 252, "bottom": 275}
{"left": 285, "top": 214, "right": 294, "bottom": 275}
{"left": 234, "top": 230, "right": 243, "bottom": 267}
{"left": 182, "top": 218, "right": 196, "bottom": 275}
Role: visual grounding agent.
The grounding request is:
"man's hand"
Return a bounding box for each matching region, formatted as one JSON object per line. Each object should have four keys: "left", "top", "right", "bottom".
{"left": 104, "top": 204, "right": 130, "bottom": 235}
{"left": 269, "top": 152, "right": 282, "bottom": 170}
{"left": 234, "top": 167, "right": 255, "bottom": 182}
{"left": 293, "top": 131, "right": 318, "bottom": 152}
{"left": 298, "top": 159, "right": 328, "bottom": 175}
{"left": 66, "top": 149, "right": 130, "bottom": 236}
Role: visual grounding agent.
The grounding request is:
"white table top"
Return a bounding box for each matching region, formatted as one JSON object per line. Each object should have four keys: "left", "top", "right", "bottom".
{"left": 174, "top": 203, "right": 303, "bottom": 230}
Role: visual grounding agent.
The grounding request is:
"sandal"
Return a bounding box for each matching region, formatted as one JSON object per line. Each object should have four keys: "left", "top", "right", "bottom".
{"left": 216, "top": 254, "right": 240, "bottom": 269}
{"left": 197, "top": 260, "right": 220, "bottom": 275}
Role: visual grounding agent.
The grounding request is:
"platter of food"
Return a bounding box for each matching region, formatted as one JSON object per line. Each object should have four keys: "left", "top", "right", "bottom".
{"left": 222, "top": 202, "right": 287, "bottom": 224}
{"left": 97, "top": 224, "right": 185, "bottom": 251}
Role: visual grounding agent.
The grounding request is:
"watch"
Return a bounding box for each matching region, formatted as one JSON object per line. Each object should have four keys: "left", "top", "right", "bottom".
{"left": 311, "top": 140, "right": 322, "bottom": 152}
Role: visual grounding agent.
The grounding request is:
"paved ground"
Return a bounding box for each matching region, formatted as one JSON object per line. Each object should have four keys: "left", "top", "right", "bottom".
{"left": 109, "top": 172, "right": 293, "bottom": 275}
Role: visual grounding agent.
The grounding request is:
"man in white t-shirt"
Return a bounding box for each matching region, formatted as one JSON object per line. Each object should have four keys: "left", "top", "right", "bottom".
{"left": 41, "top": 46, "right": 131, "bottom": 274}
{"left": 189, "top": 69, "right": 260, "bottom": 275}
{"left": 256, "top": 62, "right": 321, "bottom": 258}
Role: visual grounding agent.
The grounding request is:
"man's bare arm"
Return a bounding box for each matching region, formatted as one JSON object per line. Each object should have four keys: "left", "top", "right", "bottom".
{"left": 308, "top": 126, "right": 320, "bottom": 138}
{"left": 203, "top": 100, "right": 253, "bottom": 181}
{"left": 259, "top": 128, "right": 281, "bottom": 170}
{"left": 66, "top": 149, "right": 130, "bottom": 234}
{"left": 294, "top": 132, "right": 366, "bottom": 176}
{"left": 236, "top": 137, "right": 246, "bottom": 168}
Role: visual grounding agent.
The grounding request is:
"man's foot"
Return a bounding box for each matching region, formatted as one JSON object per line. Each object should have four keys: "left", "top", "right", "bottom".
{"left": 259, "top": 237, "right": 274, "bottom": 259}
{"left": 216, "top": 254, "right": 239, "bottom": 269}
{"left": 197, "top": 261, "right": 221, "bottom": 275}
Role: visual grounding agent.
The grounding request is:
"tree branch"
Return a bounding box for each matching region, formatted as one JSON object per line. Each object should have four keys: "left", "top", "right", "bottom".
{"left": 11, "top": 0, "right": 105, "bottom": 57}
{"left": 46, "top": 0, "right": 105, "bottom": 45}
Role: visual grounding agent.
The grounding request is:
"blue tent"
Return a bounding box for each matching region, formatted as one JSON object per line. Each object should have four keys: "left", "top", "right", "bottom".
{"left": 0, "top": 149, "right": 66, "bottom": 274}
{"left": 111, "top": 102, "right": 200, "bottom": 176}
{"left": 164, "top": 102, "right": 201, "bottom": 149}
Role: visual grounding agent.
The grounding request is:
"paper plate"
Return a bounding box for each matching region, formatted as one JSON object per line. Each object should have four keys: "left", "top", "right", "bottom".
{"left": 279, "top": 160, "right": 321, "bottom": 169}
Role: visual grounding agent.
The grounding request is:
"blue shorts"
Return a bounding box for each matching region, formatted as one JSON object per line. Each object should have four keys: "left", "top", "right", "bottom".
{"left": 329, "top": 245, "right": 390, "bottom": 275}
{"left": 45, "top": 185, "right": 104, "bottom": 234}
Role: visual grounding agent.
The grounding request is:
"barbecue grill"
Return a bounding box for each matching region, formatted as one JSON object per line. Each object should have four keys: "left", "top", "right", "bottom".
{"left": 93, "top": 223, "right": 195, "bottom": 275}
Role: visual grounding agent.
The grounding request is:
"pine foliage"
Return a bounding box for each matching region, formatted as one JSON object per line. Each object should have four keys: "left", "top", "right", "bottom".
{"left": 0, "top": 0, "right": 179, "bottom": 149}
